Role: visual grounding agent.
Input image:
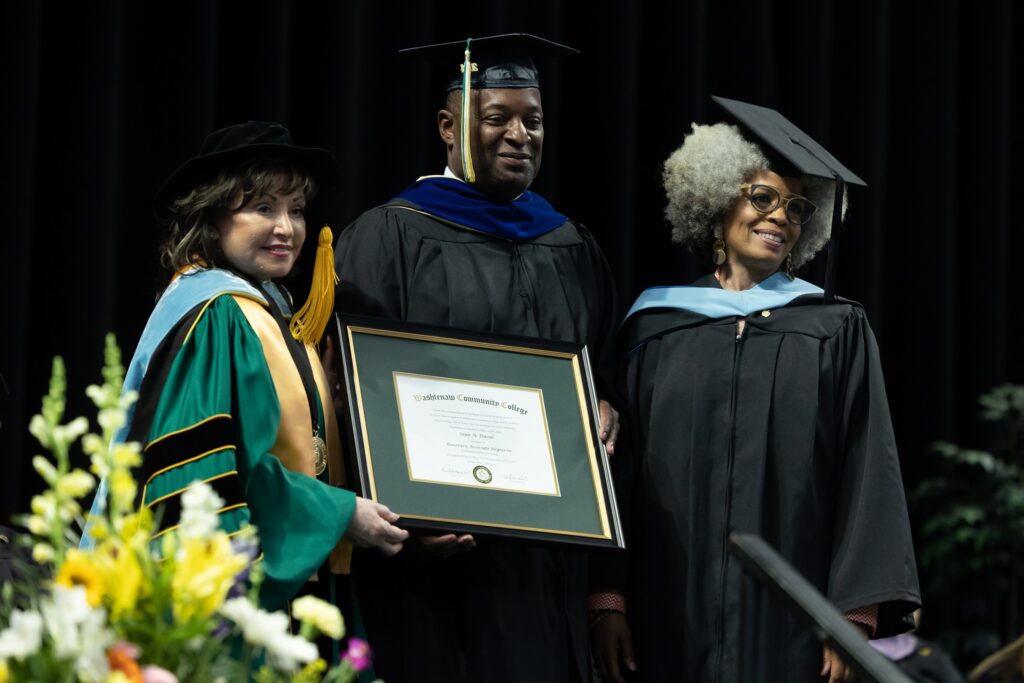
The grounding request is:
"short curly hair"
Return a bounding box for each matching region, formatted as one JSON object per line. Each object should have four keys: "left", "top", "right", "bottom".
{"left": 662, "top": 122, "right": 842, "bottom": 269}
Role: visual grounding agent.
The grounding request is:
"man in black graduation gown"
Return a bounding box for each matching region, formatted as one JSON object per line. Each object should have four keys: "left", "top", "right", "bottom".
{"left": 334, "top": 34, "right": 619, "bottom": 682}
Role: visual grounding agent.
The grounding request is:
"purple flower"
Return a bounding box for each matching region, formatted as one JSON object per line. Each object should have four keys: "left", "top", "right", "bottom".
{"left": 341, "top": 637, "right": 372, "bottom": 672}
{"left": 228, "top": 537, "right": 260, "bottom": 598}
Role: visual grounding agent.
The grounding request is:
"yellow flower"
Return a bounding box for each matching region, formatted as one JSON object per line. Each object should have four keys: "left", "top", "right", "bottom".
{"left": 93, "top": 540, "right": 145, "bottom": 619}
{"left": 115, "top": 510, "right": 153, "bottom": 543}
{"left": 292, "top": 595, "right": 345, "bottom": 639}
{"left": 293, "top": 658, "right": 328, "bottom": 683}
{"left": 171, "top": 534, "right": 248, "bottom": 623}
{"left": 85, "top": 515, "right": 110, "bottom": 542}
{"left": 57, "top": 468, "right": 96, "bottom": 499}
{"left": 111, "top": 442, "right": 142, "bottom": 469}
{"left": 0, "top": 659, "right": 9, "bottom": 683}
{"left": 55, "top": 549, "right": 104, "bottom": 607}
{"left": 109, "top": 469, "right": 136, "bottom": 512}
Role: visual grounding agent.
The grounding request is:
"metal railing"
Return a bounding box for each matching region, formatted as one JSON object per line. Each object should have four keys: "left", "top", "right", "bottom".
{"left": 729, "top": 532, "right": 912, "bottom": 683}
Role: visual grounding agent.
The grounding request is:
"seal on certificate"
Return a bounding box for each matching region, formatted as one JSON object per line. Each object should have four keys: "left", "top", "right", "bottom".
{"left": 472, "top": 465, "right": 493, "bottom": 484}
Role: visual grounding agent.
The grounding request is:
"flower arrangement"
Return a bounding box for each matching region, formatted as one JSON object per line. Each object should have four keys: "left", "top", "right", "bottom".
{"left": 0, "top": 335, "right": 376, "bottom": 682}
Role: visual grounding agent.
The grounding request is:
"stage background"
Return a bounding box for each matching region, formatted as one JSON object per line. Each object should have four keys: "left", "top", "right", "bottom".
{"left": 2, "top": 0, "right": 1020, "bottom": 667}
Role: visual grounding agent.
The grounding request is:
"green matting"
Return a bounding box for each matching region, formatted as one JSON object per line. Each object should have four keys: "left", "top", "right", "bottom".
{"left": 350, "top": 330, "right": 608, "bottom": 539}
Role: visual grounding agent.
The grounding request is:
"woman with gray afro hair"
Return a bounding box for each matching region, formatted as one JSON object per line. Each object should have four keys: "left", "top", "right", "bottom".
{"left": 590, "top": 105, "right": 920, "bottom": 683}
{"left": 663, "top": 121, "right": 839, "bottom": 273}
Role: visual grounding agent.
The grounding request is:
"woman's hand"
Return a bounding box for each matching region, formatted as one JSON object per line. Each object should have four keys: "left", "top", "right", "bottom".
{"left": 820, "top": 644, "right": 854, "bottom": 682}
{"left": 599, "top": 399, "right": 621, "bottom": 456}
{"left": 821, "top": 622, "right": 869, "bottom": 682}
{"left": 344, "top": 497, "right": 409, "bottom": 555}
{"left": 592, "top": 611, "right": 636, "bottom": 683}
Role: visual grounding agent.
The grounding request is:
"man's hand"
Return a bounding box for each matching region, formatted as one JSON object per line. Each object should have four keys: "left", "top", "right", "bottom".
{"left": 592, "top": 611, "right": 636, "bottom": 683}
{"left": 599, "top": 399, "right": 620, "bottom": 456}
{"left": 415, "top": 533, "right": 476, "bottom": 558}
{"left": 344, "top": 497, "right": 409, "bottom": 556}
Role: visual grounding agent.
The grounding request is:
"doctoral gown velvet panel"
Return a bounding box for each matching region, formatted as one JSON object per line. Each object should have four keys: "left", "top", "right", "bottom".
{"left": 335, "top": 201, "right": 618, "bottom": 683}
{"left": 130, "top": 293, "right": 355, "bottom": 611}
{"left": 608, "top": 279, "right": 919, "bottom": 682}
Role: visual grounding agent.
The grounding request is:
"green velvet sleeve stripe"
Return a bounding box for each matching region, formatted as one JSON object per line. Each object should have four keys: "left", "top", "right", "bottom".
{"left": 153, "top": 502, "right": 251, "bottom": 540}
{"left": 142, "top": 449, "right": 238, "bottom": 504}
{"left": 144, "top": 471, "right": 246, "bottom": 532}
{"left": 141, "top": 414, "right": 235, "bottom": 484}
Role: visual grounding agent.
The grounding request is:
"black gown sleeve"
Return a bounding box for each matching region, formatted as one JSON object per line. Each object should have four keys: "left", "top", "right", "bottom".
{"left": 588, "top": 334, "right": 649, "bottom": 595}
{"left": 828, "top": 307, "right": 921, "bottom": 636}
{"left": 334, "top": 208, "right": 408, "bottom": 319}
{"left": 576, "top": 223, "right": 621, "bottom": 402}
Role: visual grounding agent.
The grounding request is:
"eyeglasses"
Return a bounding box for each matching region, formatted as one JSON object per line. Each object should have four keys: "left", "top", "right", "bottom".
{"left": 740, "top": 184, "right": 817, "bottom": 225}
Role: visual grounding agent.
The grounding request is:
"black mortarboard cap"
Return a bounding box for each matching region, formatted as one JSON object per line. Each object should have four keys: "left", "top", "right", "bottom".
{"left": 399, "top": 33, "right": 578, "bottom": 92}
{"left": 712, "top": 96, "right": 865, "bottom": 186}
{"left": 712, "top": 95, "right": 864, "bottom": 301}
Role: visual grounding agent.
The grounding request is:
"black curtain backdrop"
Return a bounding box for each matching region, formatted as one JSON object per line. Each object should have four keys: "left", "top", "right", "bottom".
{"left": 2, "top": 0, "right": 1020, "bottom": 643}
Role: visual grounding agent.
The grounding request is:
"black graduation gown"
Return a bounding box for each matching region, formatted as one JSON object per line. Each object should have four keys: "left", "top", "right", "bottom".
{"left": 334, "top": 199, "right": 618, "bottom": 683}
{"left": 600, "top": 275, "right": 920, "bottom": 682}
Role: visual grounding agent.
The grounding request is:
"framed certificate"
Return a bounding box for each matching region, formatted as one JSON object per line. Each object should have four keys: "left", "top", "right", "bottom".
{"left": 335, "top": 315, "right": 624, "bottom": 549}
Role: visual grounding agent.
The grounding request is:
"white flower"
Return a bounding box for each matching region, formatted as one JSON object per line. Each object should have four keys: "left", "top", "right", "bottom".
{"left": 30, "top": 494, "right": 56, "bottom": 518}
{"left": 28, "top": 414, "right": 52, "bottom": 449}
{"left": 73, "top": 607, "right": 113, "bottom": 682}
{"left": 178, "top": 481, "right": 224, "bottom": 539}
{"left": 32, "top": 456, "right": 58, "bottom": 485}
{"left": 26, "top": 515, "right": 48, "bottom": 536}
{"left": 219, "top": 598, "right": 317, "bottom": 673}
{"left": 119, "top": 390, "right": 139, "bottom": 411}
{"left": 81, "top": 433, "right": 104, "bottom": 456}
{"left": 53, "top": 417, "right": 89, "bottom": 451}
{"left": 39, "top": 587, "right": 113, "bottom": 682}
{"left": 85, "top": 383, "right": 110, "bottom": 406}
{"left": 292, "top": 595, "right": 344, "bottom": 639}
{"left": 0, "top": 610, "right": 43, "bottom": 660}
{"left": 40, "top": 586, "right": 91, "bottom": 658}
{"left": 97, "top": 408, "right": 125, "bottom": 433}
{"left": 32, "top": 543, "right": 54, "bottom": 563}
{"left": 266, "top": 632, "right": 318, "bottom": 673}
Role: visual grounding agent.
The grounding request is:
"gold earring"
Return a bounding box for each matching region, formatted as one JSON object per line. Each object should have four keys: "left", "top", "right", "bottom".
{"left": 712, "top": 239, "right": 726, "bottom": 266}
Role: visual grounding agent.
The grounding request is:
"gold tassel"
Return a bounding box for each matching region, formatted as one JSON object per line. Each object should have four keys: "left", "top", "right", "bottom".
{"left": 461, "top": 39, "right": 476, "bottom": 183}
{"left": 289, "top": 226, "right": 338, "bottom": 345}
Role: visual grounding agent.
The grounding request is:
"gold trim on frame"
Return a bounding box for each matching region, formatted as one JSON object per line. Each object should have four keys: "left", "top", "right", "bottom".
{"left": 396, "top": 512, "right": 610, "bottom": 540}
{"left": 572, "top": 356, "right": 611, "bottom": 538}
{"left": 343, "top": 323, "right": 614, "bottom": 541}
{"left": 348, "top": 325, "right": 578, "bottom": 359}
{"left": 347, "top": 326, "right": 380, "bottom": 501}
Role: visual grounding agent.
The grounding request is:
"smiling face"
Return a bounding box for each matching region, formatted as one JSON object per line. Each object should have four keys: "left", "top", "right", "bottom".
{"left": 215, "top": 182, "right": 307, "bottom": 281}
{"left": 721, "top": 170, "right": 803, "bottom": 280}
{"left": 440, "top": 87, "right": 544, "bottom": 200}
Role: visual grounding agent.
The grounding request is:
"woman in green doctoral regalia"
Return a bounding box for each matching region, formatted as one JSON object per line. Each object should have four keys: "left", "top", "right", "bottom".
{"left": 89, "top": 121, "right": 408, "bottom": 612}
